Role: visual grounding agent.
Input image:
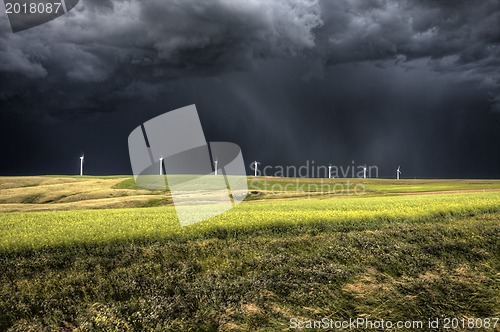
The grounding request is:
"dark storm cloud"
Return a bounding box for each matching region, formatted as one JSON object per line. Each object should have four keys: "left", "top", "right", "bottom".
{"left": 314, "top": 0, "right": 500, "bottom": 112}
{"left": 0, "top": 0, "right": 498, "bottom": 111}
{"left": 0, "top": 0, "right": 323, "bottom": 77}
{"left": 319, "top": 0, "right": 499, "bottom": 62}
{"left": 0, "top": 0, "right": 499, "bottom": 176}
{"left": 0, "top": 0, "right": 324, "bottom": 117}
{"left": 0, "top": 0, "right": 495, "bottom": 75}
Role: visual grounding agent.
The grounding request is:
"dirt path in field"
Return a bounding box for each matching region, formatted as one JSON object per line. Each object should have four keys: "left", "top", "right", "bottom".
{"left": 398, "top": 188, "right": 500, "bottom": 196}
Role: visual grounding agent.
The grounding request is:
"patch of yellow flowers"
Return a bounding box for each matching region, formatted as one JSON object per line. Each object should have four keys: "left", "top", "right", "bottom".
{"left": 0, "top": 192, "right": 499, "bottom": 251}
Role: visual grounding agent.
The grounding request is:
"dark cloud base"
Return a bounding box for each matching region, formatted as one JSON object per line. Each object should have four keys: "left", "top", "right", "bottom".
{"left": 0, "top": 0, "right": 499, "bottom": 178}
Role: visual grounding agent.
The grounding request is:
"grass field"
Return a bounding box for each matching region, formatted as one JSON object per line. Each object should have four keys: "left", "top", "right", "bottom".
{"left": 0, "top": 176, "right": 499, "bottom": 331}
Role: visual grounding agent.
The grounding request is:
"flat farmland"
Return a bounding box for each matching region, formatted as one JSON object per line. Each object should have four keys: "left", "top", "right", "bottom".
{"left": 0, "top": 176, "right": 499, "bottom": 331}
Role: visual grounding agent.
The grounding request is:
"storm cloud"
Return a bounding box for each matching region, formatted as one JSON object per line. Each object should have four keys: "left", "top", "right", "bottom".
{"left": 0, "top": 0, "right": 499, "bottom": 177}
{"left": 1, "top": 0, "right": 498, "bottom": 108}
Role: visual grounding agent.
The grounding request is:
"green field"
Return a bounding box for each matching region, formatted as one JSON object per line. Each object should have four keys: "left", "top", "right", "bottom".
{"left": 0, "top": 176, "right": 499, "bottom": 331}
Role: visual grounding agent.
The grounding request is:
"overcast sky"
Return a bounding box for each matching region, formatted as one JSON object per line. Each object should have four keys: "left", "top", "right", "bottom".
{"left": 0, "top": 0, "right": 499, "bottom": 178}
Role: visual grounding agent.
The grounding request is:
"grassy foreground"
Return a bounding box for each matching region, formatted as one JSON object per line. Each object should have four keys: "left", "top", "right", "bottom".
{"left": 0, "top": 176, "right": 499, "bottom": 330}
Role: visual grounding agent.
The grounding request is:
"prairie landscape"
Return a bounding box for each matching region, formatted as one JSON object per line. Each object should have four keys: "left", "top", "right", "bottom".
{"left": 0, "top": 176, "right": 499, "bottom": 330}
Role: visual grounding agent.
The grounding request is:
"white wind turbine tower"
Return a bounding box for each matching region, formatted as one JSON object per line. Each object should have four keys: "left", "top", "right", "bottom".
{"left": 328, "top": 165, "right": 332, "bottom": 179}
{"left": 397, "top": 166, "right": 402, "bottom": 180}
{"left": 159, "top": 156, "right": 164, "bottom": 175}
{"left": 80, "top": 154, "right": 84, "bottom": 176}
{"left": 214, "top": 158, "right": 218, "bottom": 175}
{"left": 253, "top": 161, "right": 259, "bottom": 177}
{"left": 363, "top": 165, "right": 367, "bottom": 179}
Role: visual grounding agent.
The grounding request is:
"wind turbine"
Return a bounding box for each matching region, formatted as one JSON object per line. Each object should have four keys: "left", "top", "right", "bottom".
{"left": 214, "top": 158, "right": 218, "bottom": 175}
{"left": 363, "top": 165, "right": 367, "bottom": 179}
{"left": 253, "top": 161, "right": 259, "bottom": 177}
{"left": 328, "top": 165, "right": 332, "bottom": 179}
{"left": 159, "top": 156, "right": 164, "bottom": 175}
{"left": 397, "top": 166, "right": 402, "bottom": 180}
{"left": 80, "top": 154, "right": 84, "bottom": 176}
